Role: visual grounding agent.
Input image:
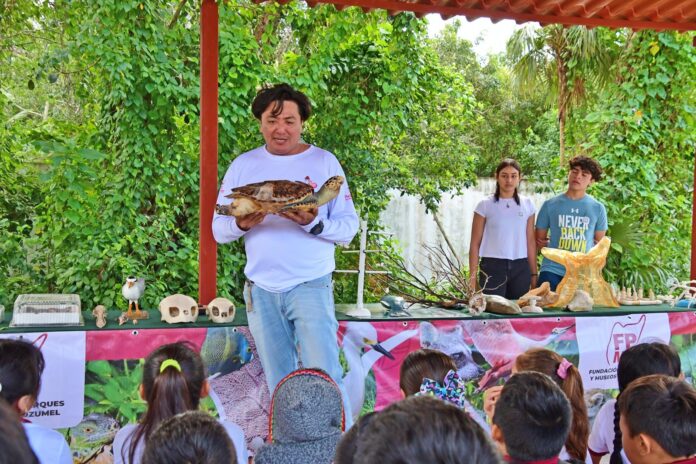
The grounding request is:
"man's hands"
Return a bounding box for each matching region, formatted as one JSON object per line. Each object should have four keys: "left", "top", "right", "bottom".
{"left": 278, "top": 207, "right": 318, "bottom": 226}
{"left": 235, "top": 208, "right": 318, "bottom": 231}
{"left": 236, "top": 212, "right": 266, "bottom": 231}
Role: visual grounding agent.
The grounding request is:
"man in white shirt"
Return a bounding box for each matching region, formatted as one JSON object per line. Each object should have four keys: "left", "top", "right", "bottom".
{"left": 212, "top": 84, "right": 359, "bottom": 424}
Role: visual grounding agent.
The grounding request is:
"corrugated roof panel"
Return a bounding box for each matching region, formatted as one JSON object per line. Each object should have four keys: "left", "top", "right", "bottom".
{"left": 305, "top": 0, "right": 696, "bottom": 30}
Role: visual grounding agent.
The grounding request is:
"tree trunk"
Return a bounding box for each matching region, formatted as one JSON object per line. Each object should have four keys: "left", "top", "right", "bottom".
{"left": 556, "top": 57, "right": 568, "bottom": 165}
{"left": 559, "top": 110, "right": 566, "bottom": 166}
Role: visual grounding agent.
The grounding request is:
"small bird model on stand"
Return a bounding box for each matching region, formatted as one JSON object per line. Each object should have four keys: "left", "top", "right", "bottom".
{"left": 380, "top": 295, "right": 412, "bottom": 318}
{"left": 122, "top": 276, "right": 146, "bottom": 319}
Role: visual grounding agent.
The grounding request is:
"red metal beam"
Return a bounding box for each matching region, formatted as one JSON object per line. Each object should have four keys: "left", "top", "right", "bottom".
{"left": 691, "top": 146, "right": 696, "bottom": 280}
{"left": 199, "top": 0, "right": 219, "bottom": 305}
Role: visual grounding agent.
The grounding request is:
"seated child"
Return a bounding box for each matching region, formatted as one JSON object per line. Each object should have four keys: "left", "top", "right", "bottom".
{"left": 353, "top": 395, "right": 501, "bottom": 464}
{"left": 254, "top": 368, "right": 344, "bottom": 464}
{"left": 515, "top": 348, "right": 590, "bottom": 463}
{"left": 618, "top": 374, "right": 696, "bottom": 464}
{"left": 141, "top": 410, "right": 237, "bottom": 464}
{"left": 112, "top": 342, "right": 247, "bottom": 464}
{"left": 0, "top": 398, "right": 39, "bottom": 464}
{"left": 588, "top": 342, "right": 681, "bottom": 464}
{"left": 400, "top": 348, "right": 488, "bottom": 430}
{"left": 492, "top": 371, "right": 572, "bottom": 464}
{"left": 400, "top": 348, "right": 459, "bottom": 398}
{"left": 0, "top": 338, "right": 72, "bottom": 464}
{"left": 334, "top": 412, "right": 377, "bottom": 464}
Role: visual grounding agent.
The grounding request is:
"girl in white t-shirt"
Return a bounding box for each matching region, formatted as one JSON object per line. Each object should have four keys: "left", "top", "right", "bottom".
{"left": 469, "top": 158, "right": 537, "bottom": 299}
{"left": 0, "top": 338, "right": 72, "bottom": 464}
{"left": 112, "top": 342, "right": 247, "bottom": 464}
{"left": 588, "top": 342, "right": 681, "bottom": 464}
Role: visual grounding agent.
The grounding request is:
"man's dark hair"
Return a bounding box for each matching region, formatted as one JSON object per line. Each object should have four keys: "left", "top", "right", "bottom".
{"left": 492, "top": 371, "right": 571, "bottom": 462}
{"left": 142, "top": 410, "right": 237, "bottom": 464}
{"left": 251, "top": 83, "right": 312, "bottom": 121}
{"left": 618, "top": 374, "right": 696, "bottom": 458}
{"left": 568, "top": 155, "right": 603, "bottom": 181}
{"left": 354, "top": 395, "right": 501, "bottom": 464}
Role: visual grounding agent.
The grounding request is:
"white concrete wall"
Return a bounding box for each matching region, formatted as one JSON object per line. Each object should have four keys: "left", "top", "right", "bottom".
{"left": 378, "top": 179, "right": 552, "bottom": 277}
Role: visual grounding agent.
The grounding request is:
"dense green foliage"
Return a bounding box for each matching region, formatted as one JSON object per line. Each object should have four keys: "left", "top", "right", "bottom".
{"left": 0, "top": 1, "right": 478, "bottom": 308}
{"left": 507, "top": 24, "right": 617, "bottom": 165}
{"left": 0, "top": 1, "right": 694, "bottom": 309}
{"left": 431, "top": 21, "right": 559, "bottom": 178}
{"left": 587, "top": 32, "right": 696, "bottom": 288}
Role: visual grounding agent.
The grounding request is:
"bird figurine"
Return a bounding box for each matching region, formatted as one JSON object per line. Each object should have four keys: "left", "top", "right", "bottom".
{"left": 122, "top": 276, "right": 145, "bottom": 319}
{"left": 380, "top": 295, "right": 412, "bottom": 318}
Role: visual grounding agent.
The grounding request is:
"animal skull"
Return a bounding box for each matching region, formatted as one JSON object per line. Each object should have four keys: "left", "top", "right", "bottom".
{"left": 159, "top": 294, "right": 199, "bottom": 324}
{"left": 206, "top": 297, "right": 236, "bottom": 323}
{"left": 92, "top": 305, "right": 107, "bottom": 328}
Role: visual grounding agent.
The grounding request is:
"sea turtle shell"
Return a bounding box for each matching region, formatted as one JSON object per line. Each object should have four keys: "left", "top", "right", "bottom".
{"left": 217, "top": 176, "right": 344, "bottom": 217}
{"left": 232, "top": 180, "right": 313, "bottom": 204}
{"left": 221, "top": 180, "right": 316, "bottom": 215}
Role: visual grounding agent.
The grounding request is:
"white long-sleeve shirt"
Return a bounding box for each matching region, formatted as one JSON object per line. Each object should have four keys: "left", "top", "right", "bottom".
{"left": 212, "top": 145, "right": 359, "bottom": 292}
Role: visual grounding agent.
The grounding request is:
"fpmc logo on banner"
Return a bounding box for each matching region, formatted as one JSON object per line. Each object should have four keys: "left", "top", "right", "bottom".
{"left": 577, "top": 313, "right": 670, "bottom": 390}
{"left": 605, "top": 315, "right": 646, "bottom": 364}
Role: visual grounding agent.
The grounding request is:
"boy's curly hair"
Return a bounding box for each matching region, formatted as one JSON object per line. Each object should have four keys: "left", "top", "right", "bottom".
{"left": 569, "top": 156, "right": 603, "bottom": 181}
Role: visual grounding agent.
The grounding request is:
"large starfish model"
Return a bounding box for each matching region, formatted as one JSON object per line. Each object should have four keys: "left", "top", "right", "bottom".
{"left": 541, "top": 236, "right": 619, "bottom": 308}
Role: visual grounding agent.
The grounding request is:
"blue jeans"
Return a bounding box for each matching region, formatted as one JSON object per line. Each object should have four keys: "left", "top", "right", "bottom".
{"left": 243, "top": 273, "right": 353, "bottom": 427}
{"left": 538, "top": 271, "right": 564, "bottom": 292}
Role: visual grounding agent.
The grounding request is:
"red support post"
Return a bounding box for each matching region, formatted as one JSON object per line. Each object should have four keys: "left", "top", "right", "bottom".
{"left": 691, "top": 147, "right": 696, "bottom": 280}
{"left": 199, "top": 0, "right": 219, "bottom": 305}
{"left": 691, "top": 37, "right": 696, "bottom": 280}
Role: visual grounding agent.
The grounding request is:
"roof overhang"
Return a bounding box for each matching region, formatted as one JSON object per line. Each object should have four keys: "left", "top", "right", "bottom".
{"left": 295, "top": 0, "right": 696, "bottom": 31}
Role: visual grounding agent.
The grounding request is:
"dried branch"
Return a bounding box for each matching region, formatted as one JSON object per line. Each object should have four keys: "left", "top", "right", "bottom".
{"left": 379, "top": 243, "right": 488, "bottom": 310}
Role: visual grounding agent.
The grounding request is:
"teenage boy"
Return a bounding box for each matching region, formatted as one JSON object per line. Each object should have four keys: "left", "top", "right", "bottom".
{"left": 618, "top": 374, "right": 696, "bottom": 464}
{"left": 535, "top": 155, "right": 607, "bottom": 291}
{"left": 492, "top": 371, "right": 572, "bottom": 464}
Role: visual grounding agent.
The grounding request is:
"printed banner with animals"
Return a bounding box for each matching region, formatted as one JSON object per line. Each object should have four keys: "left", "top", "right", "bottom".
{"left": 18, "top": 313, "right": 696, "bottom": 463}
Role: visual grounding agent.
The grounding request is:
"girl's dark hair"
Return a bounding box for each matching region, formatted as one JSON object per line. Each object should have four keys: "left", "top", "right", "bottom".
{"left": 399, "top": 349, "right": 456, "bottom": 396}
{"left": 141, "top": 410, "right": 237, "bottom": 464}
{"left": 515, "top": 348, "right": 588, "bottom": 462}
{"left": 251, "top": 83, "right": 312, "bottom": 121}
{"left": 610, "top": 342, "right": 681, "bottom": 464}
{"left": 126, "top": 342, "right": 207, "bottom": 464}
{"left": 0, "top": 338, "right": 45, "bottom": 405}
{"left": 494, "top": 158, "right": 522, "bottom": 205}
